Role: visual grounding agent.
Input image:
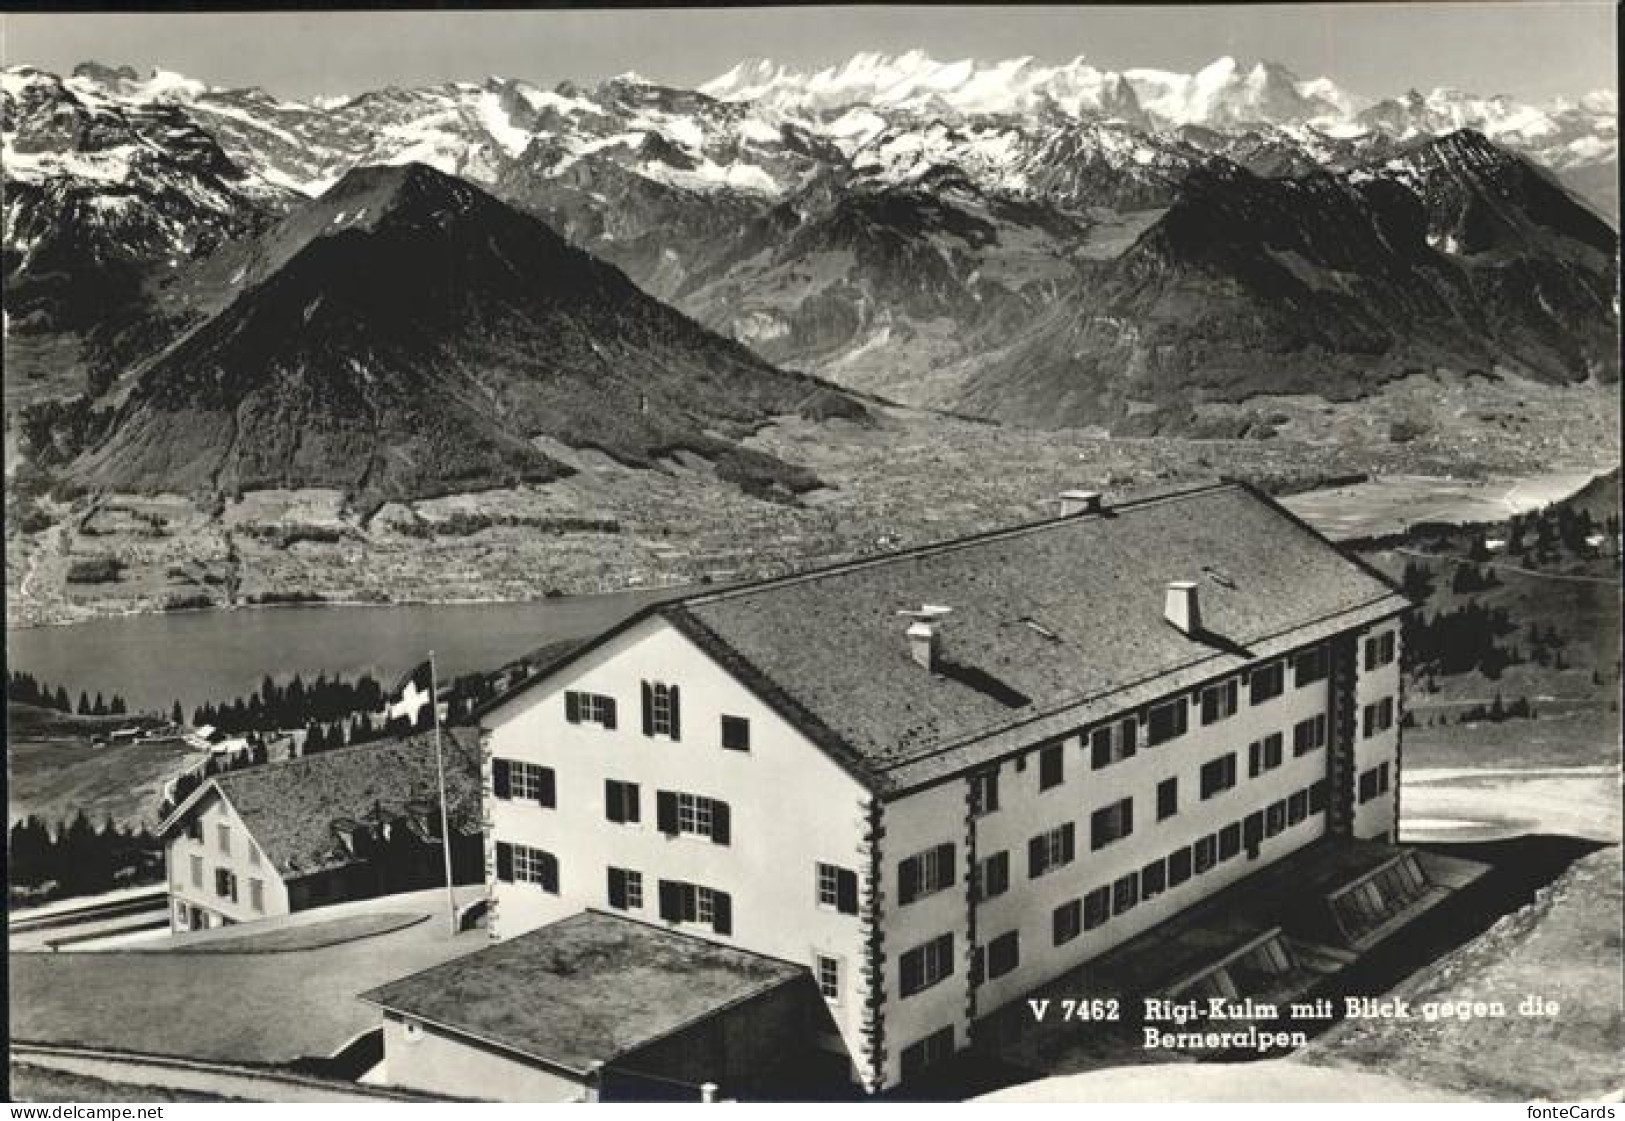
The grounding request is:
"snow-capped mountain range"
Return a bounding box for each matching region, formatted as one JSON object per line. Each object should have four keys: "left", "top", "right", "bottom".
{"left": 3, "top": 51, "right": 1618, "bottom": 433}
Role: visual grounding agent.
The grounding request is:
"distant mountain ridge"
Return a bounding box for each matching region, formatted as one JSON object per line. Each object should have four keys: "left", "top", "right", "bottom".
{"left": 67, "top": 163, "right": 857, "bottom": 504}
{"left": 3, "top": 53, "right": 1617, "bottom": 438}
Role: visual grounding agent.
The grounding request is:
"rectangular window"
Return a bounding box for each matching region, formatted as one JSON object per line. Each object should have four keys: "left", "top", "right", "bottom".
{"left": 1053, "top": 900, "right": 1083, "bottom": 945}
{"left": 1039, "top": 742, "right": 1064, "bottom": 790}
{"left": 970, "top": 769, "right": 1000, "bottom": 816}
{"left": 1288, "top": 790, "right": 1309, "bottom": 825}
{"left": 1249, "top": 661, "right": 1285, "bottom": 706}
{"left": 1266, "top": 800, "right": 1288, "bottom": 836}
{"left": 1364, "top": 631, "right": 1397, "bottom": 670}
{"left": 1358, "top": 763, "right": 1392, "bottom": 803}
{"left": 900, "top": 1027, "right": 955, "bottom": 1080}
{"left": 1248, "top": 733, "right": 1285, "bottom": 777}
{"left": 641, "top": 681, "right": 681, "bottom": 740}
{"left": 899, "top": 843, "right": 956, "bottom": 905}
{"left": 817, "top": 862, "right": 860, "bottom": 915}
{"left": 1294, "top": 645, "right": 1329, "bottom": 686}
{"left": 656, "top": 790, "right": 731, "bottom": 845}
{"left": 720, "top": 715, "right": 751, "bottom": 752}
{"left": 605, "top": 779, "right": 641, "bottom": 824}
{"left": 507, "top": 761, "right": 557, "bottom": 807}
{"left": 1167, "top": 846, "right": 1193, "bottom": 887}
{"left": 816, "top": 955, "right": 841, "bottom": 1002}
{"left": 1219, "top": 822, "right": 1242, "bottom": 860}
{"left": 1090, "top": 799, "right": 1133, "bottom": 850}
{"left": 1090, "top": 719, "right": 1138, "bottom": 768}
{"left": 564, "top": 690, "right": 617, "bottom": 728}
{"left": 987, "top": 930, "right": 1020, "bottom": 979}
{"left": 1112, "top": 872, "right": 1139, "bottom": 916}
{"left": 1309, "top": 779, "right": 1329, "bottom": 813}
{"left": 247, "top": 842, "right": 261, "bottom": 868}
{"left": 249, "top": 878, "right": 264, "bottom": 913}
{"left": 1363, "top": 698, "right": 1395, "bottom": 738}
{"left": 607, "top": 867, "right": 643, "bottom": 910}
{"left": 1200, "top": 679, "right": 1239, "bottom": 725}
{"left": 190, "top": 854, "right": 203, "bottom": 888}
{"left": 1146, "top": 699, "right": 1188, "bottom": 746}
{"left": 214, "top": 868, "right": 237, "bottom": 902}
{"left": 899, "top": 933, "right": 955, "bottom": 997}
{"left": 1293, "top": 714, "right": 1329, "bottom": 756}
{"left": 217, "top": 823, "right": 231, "bottom": 856}
{"left": 657, "top": 880, "right": 732, "bottom": 934}
{"left": 1141, "top": 858, "right": 1168, "bottom": 899}
{"left": 1194, "top": 834, "right": 1218, "bottom": 874}
{"left": 1083, "top": 886, "right": 1111, "bottom": 930}
{"left": 506, "top": 844, "right": 560, "bottom": 893}
{"left": 1200, "top": 753, "right": 1238, "bottom": 799}
{"left": 1244, "top": 811, "right": 1266, "bottom": 849}
{"left": 185, "top": 818, "right": 203, "bottom": 842}
{"left": 1156, "top": 776, "right": 1179, "bottom": 821}
{"left": 973, "top": 851, "right": 1010, "bottom": 902}
{"left": 1028, "top": 823, "right": 1077, "bottom": 877}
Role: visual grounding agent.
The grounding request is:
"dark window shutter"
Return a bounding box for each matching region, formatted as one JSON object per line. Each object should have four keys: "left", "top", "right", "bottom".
{"left": 710, "top": 800, "right": 731, "bottom": 846}
{"left": 659, "top": 879, "right": 681, "bottom": 921}
{"left": 837, "top": 869, "right": 859, "bottom": 915}
{"left": 656, "top": 791, "right": 679, "bottom": 835}
{"left": 1091, "top": 731, "right": 1110, "bottom": 770}
{"left": 492, "top": 758, "right": 511, "bottom": 800}
{"left": 1028, "top": 835, "right": 1045, "bottom": 877}
{"left": 1122, "top": 799, "right": 1134, "bottom": 837}
{"left": 565, "top": 691, "right": 581, "bottom": 724}
{"left": 1061, "top": 824, "right": 1076, "bottom": 863}
{"left": 607, "top": 868, "right": 626, "bottom": 909}
{"left": 898, "top": 858, "right": 920, "bottom": 906}
{"left": 935, "top": 844, "right": 955, "bottom": 886}
{"left": 605, "top": 781, "right": 624, "bottom": 823}
{"left": 641, "top": 682, "right": 655, "bottom": 736}
{"left": 626, "top": 784, "right": 641, "bottom": 824}
{"left": 668, "top": 685, "right": 682, "bottom": 741}
{"left": 711, "top": 890, "right": 732, "bottom": 935}
{"left": 602, "top": 697, "right": 617, "bottom": 730}
{"left": 539, "top": 767, "right": 556, "bottom": 808}
{"left": 1121, "top": 718, "right": 1138, "bottom": 758}
{"left": 542, "top": 853, "right": 559, "bottom": 893}
{"left": 495, "top": 841, "right": 513, "bottom": 882}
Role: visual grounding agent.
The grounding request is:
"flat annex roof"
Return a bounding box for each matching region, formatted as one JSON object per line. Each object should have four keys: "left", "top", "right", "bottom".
{"left": 359, "top": 911, "right": 807, "bottom": 1074}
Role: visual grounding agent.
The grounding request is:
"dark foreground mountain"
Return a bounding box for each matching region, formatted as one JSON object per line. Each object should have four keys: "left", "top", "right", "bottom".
{"left": 947, "top": 131, "right": 1618, "bottom": 428}
{"left": 69, "top": 163, "right": 856, "bottom": 504}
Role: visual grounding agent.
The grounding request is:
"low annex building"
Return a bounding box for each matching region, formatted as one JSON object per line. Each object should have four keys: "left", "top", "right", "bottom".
{"left": 157, "top": 730, "right": 485, "bottom": 931}
{"left": 382, "top": 481, "right": 1442, "bottom": 1095}
{"left": 360, "top": 910, "right": 826, "bottom": 1102}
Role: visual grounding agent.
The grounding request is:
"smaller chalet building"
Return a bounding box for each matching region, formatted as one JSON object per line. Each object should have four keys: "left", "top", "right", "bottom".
{"left": 157, "top": 730, "right": 484, "bottom": 931}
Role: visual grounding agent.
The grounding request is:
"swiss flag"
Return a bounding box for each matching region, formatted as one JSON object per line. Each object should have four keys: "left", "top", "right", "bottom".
{"left": 389, "top": 660, "right": 434, "bottom": 726}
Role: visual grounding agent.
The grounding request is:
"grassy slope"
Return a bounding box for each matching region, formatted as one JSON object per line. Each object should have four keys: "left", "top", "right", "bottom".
{"left": 7, "top": 705, "right": 205, "bottom": 828}
{"left": 8, "top": 1063, "right": 248, "bottom": 1103}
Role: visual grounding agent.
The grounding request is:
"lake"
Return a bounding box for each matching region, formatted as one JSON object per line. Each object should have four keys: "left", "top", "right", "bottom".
{"left": 5, "top": 468, "right": 1604, "bottom": 715}
{"left": 5, "top": 589, "right": 684, "bottom": 715}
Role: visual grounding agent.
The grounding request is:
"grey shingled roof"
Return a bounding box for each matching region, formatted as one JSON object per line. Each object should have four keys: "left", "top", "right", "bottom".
{"left": 359, "top": 911, "right": 805, "bottom": 1074}
{"left": 199, "top": 729, "right": 483, "bottom": 878}
{"left": 485, "top": 482, "right": 1408, "bottom": 795}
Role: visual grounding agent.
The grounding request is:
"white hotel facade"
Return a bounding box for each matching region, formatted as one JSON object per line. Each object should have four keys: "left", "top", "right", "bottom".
{"left": 473, "top": 483, "right": 1411, "bottom": 1092}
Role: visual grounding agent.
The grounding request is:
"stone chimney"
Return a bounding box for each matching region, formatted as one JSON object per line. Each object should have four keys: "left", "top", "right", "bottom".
{"left": 1059, "top": 489, "right": 1103, "bottom": 517}
{"left": 899, "top": 605, "right": 953, "bottom": 671}
{"left": 1165, "top": 581, "right": 1201, "bottom": 635}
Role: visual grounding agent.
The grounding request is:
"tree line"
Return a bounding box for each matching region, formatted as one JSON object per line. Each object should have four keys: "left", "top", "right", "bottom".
{"left": 7, "top": 670, "right": 129, "bottom": 717}
{"left": 9, "top": 812, "right": 162, "bottom": 906}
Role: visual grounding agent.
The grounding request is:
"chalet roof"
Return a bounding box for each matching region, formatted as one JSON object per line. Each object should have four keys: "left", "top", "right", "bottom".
{"left": 159, "top": 729, "right": 483, "bottom": 879}
{"left": 484, "top": 482, "right": 1408, "bottom": 795}
{"left": 358, "top": 911, "right": 805, "bottom": 1075}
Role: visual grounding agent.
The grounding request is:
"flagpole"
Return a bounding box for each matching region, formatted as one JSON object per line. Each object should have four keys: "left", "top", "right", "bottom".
{"left": 428, "top": 650, "right": 458, "bottom": 937}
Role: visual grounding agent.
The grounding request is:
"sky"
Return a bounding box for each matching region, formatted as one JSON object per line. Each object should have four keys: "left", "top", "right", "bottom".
{"left": 1, "top": 4, "right": 1616, "bottom": 105}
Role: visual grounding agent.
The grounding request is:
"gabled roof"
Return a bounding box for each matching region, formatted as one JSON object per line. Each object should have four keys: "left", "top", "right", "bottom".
{"left": 359, "top": 911, "right": 806, "bottom": 1075}
{"left": 158, "top": 729, "right": 483, "bottom": 879}
{"left": 481, "top": 482, "right": 1408, "bottom": 795}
